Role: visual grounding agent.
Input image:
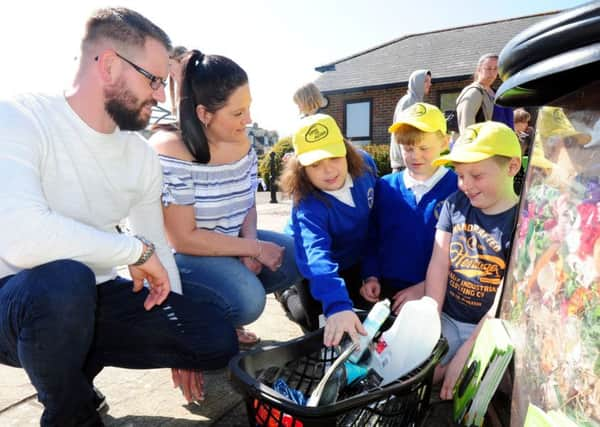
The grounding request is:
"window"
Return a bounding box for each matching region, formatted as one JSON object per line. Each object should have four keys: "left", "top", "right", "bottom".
{"left": 344, "top": 99, "right": 371, "bottom": 142}
{"left": 440, "top": 92, "right": 460, "bottom": 112}
{"left": 439, "top": 91, "right": 462, "bottom": 133}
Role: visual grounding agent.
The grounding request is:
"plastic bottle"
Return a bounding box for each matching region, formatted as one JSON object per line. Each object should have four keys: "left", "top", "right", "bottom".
{"left": 308, "top": 342, "right": 358, "bottom": 407}
{"left": 349, "top": 299, "right": 391, "bottom": 363}
{"left": 369, "top": 296, "right": 441, "bottom": 386}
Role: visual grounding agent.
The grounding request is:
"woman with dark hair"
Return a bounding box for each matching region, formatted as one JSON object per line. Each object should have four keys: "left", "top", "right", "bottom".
{"left": 149, "top": 50, "right": 300, "bottom": 347}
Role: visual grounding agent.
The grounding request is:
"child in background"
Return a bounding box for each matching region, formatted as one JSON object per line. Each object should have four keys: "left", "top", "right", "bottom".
{"left": 293, "top": 83, "right": 327, "bottom": 118}
{"left": 274, "top": 83, "right": 328, "bottom": 331}
{"left": 425, "top": 121, "right": 522, "bottom": 399}
{"left": 513, "top": 107, "right": 533, "bottom": 155}
{"left": 361, "top": 103, "right": 457, "bottom": 313}
{"left": 281, "top": 114, "right": 377, "bottom": 347}
{"left": 512, "top": 108, "right": 533, "bottom": 194}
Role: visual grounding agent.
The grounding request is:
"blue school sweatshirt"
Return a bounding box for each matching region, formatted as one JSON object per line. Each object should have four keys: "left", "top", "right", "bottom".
{"left": 286, "top": 153, "right": 377, "bottom": 317}
{"left": 362, "top": 169, "right": 457, "bottom": 289}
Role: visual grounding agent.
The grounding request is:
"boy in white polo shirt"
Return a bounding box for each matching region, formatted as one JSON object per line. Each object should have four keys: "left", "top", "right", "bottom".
{"left": 361, "top": 103, "right": 457, "bottom": 312}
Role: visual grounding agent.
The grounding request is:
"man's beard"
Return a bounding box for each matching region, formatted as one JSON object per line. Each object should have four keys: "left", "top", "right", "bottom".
{"left": 104, "top": 79, "right": 155, "bottom": 131}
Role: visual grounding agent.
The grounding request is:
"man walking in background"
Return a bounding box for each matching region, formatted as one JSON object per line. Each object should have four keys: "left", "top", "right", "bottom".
{"left": 390, "top": 69, "right": 432, "bottom": 172}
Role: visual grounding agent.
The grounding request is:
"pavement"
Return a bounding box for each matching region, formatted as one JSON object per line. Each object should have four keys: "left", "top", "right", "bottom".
{"left": 0, "top": 191, "right": 303, "bottom": 426}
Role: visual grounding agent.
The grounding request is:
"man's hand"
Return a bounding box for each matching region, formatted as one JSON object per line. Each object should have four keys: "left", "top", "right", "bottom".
{"left": 240, "top": 256, "right": 262, "bottom": 275}
{"left": 128, "top": 252, "right": 170, "bottom": 310}
{"left": 391, "top": 282, "right": 425, "bottom": 314}
{"left": 255, "top": 240, "right": 284, "bottom": 272}
{"left": 323, "top": 310, "right": 366, "bottom": 347}
{"left": 360, "top": 277, "right": 381, "bottom": 303}
{"left": 171, "top": 368, "right": 204, "bottom": 403}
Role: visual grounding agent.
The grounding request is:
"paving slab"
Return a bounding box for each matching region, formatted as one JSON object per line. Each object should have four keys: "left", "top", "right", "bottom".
{"left": 0, "top": 366, "right": 36, "bottom": 412}
{"left": 0, "top": 294, "right": 302, "bottom": 426}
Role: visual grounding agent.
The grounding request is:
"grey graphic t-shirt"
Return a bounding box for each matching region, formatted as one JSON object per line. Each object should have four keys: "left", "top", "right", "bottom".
{"left": 437, "top": 191, "right": 517, "bottom": 324}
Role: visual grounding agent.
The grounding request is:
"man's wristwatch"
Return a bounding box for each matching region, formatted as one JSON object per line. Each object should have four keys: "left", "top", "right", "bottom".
{"left": 133, "top": 235, "right": 155, "bottom": 266}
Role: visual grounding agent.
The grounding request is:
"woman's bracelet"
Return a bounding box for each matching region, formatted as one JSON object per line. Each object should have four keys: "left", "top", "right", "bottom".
{"left": 255, "top": 239, "right": 263, "bottom": 261}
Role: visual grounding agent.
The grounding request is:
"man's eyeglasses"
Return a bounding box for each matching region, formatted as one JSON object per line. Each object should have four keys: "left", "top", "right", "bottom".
{"left": 96, "top": 52, "right": 167, "bottom": 90}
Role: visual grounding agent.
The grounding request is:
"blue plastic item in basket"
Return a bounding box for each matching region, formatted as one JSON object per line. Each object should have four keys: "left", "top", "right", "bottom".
{"left": 274, "top": 378, "right": 307, "bottom": 406}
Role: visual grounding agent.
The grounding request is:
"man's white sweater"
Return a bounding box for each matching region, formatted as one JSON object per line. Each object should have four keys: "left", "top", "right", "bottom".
{"left": 0, "top": 93, "right": 181, "bottom": 293}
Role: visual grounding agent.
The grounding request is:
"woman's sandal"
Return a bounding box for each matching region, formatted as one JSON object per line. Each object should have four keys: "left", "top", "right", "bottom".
{"left": 236, "top": 326, "right": 261, "bottom": 349}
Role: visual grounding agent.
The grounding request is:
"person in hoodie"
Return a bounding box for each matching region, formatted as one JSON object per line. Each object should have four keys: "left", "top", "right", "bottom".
{"left": 390, "top": 69, "right": 432, "bottom": 172}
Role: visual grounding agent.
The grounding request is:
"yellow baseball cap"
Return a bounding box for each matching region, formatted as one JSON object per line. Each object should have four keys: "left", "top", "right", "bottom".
{"left": 432, "top": 121, "right": 520, "bottom": 166}
{"left": 529, "top": 139, "right": 555, "bottom": 170}
{"left": 535, "top": 106, "right": 591, "bottom": 146}
{"left": 293, "top": 114, "right": 346, "bottom": 166}
{"left": 388, "top": 102, "right": 447, "bottom": 134}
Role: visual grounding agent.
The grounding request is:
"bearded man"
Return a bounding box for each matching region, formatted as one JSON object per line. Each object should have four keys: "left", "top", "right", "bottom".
{"left": 0, "top": 8, "right": 237, "bottom": 427}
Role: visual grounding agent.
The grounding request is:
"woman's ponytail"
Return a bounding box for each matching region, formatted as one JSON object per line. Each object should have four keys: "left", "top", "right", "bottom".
{"left": 179, "top": 50, "right": 211, "bottom": 163}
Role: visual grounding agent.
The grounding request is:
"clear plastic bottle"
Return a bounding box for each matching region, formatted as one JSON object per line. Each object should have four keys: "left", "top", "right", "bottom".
{"left": 349, "top": 299, "right": 391, "bottom": 363}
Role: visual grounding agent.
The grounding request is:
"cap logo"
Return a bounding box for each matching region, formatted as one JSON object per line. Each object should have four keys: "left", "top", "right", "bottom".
{"left": 305, "top": 123, "right": 329, "bottom": 143}
{"left": 461, "top": 127, "right": 479, "bottom": 145}
{"left": 552, "top": 108, "right": 569, "bottom": 127}
{"left": 412, "top": 103, "right": 427, "bottom": 117}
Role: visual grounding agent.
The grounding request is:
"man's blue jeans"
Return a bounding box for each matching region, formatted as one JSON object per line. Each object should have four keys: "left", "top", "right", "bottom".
{"left": 0, "top": 260, "right": 237, "bottom": 427}
{"left": 176, "top": 230, "right": 301, "bottom": 326}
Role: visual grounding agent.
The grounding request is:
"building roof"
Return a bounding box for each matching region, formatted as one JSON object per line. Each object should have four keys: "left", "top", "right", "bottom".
{"left": 315, "top": 11, "right": 560, "bottom": 94}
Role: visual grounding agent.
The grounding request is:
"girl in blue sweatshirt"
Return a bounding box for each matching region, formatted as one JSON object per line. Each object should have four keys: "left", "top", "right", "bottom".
{"left": 281, "top": 114, "right": 377, "bottom": 347}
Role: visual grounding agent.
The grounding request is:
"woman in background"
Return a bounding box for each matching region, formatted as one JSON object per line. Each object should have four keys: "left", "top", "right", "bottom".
{"left": 168, "top": 45, "right": 188, "bottom": 118}
{"left": 455, "top": 53, "right": 498, "bottom": 134}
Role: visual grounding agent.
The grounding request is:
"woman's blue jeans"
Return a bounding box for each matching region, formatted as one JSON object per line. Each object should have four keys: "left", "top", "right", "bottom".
{"left": 0, "top": 259, "right": 237, "bottom": 427}
{"left": 175, "top": 230, "right": 301, "bottom": 326}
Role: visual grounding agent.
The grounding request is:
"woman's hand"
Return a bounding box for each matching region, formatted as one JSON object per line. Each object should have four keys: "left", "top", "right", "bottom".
{"left": 255, "top": 240, "right": 285, "bottom": 272}
{"left": 240, "top": 256, "right": 262, "bottom": 275}
{"left": 323, "top": 310, "right": 366, "bottom": 347}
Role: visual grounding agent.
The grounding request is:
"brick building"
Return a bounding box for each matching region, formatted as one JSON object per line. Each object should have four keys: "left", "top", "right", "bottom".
{"left": 314, "top": 11, "right": 560, "bottom": 145}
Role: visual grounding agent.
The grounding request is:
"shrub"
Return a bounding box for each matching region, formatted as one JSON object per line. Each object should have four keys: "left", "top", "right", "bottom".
{"left": 362, "top": 144, "right": 392, "bottom": 176}
{"left": 258, "top": 136, "right": 293, "bottom": 188}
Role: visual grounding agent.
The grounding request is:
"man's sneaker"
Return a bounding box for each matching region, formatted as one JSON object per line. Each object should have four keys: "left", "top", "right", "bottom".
{"left": 93, "top": 387, "right": 109, "bottom": 414}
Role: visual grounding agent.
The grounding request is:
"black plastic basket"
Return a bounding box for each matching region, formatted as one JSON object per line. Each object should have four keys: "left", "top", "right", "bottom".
{"left": 229, "top": 327, "right": 448, "bottom": 427}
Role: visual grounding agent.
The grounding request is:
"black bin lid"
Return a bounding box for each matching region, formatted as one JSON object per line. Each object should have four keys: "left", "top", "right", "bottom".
{"left": 496, "top": 1, "right": 600, "bottom": 107}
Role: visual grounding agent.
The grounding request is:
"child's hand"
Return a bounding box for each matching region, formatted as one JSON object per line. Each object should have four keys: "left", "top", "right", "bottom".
{"left": 440, "top": 339, "right": 471, "bottom": 400}
{"left": 323, "top": 310, "right": 366, "bottom": 347}
{"left": 360, "top": 277, "right": 381, "bottom": 303}
{"left": 391, "top": 282, "right": 425, "bottom": 314}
